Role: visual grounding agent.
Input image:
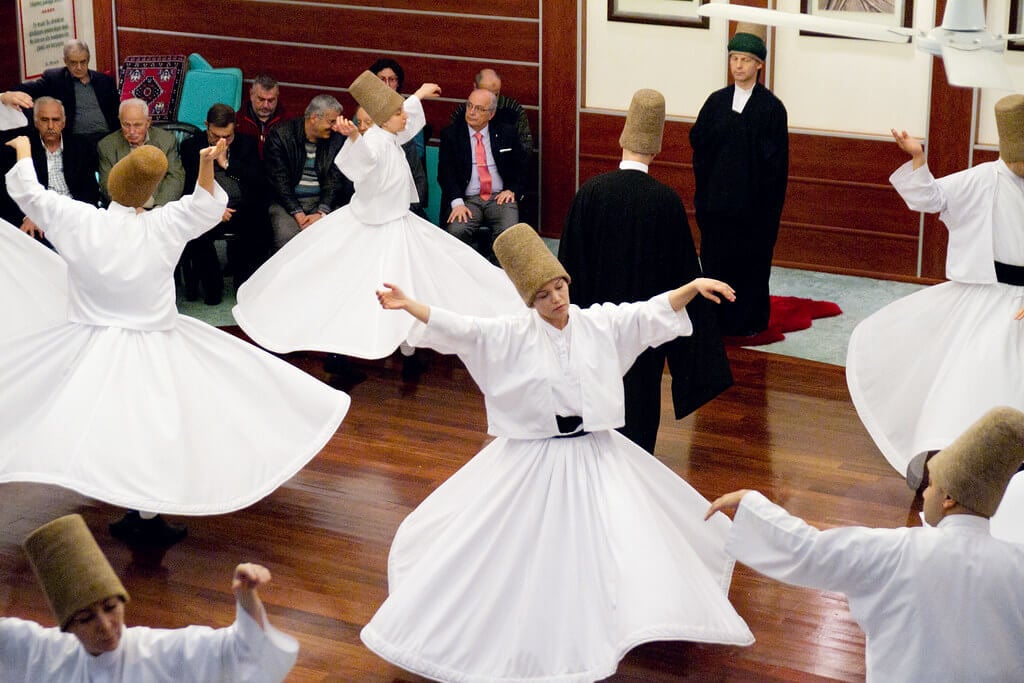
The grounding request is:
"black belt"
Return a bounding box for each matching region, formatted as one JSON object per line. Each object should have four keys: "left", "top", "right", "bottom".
{"left": 554, "top": 415, "right": 589, "bottom": 439}
{"left": 995, "top": 261, "right": 1024, "bottom": 286}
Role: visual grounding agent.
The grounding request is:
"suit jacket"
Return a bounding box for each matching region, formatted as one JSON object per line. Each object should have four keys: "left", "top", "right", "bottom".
{"left": 437, "top": 121, "right": 527, "bottom": 215}
{"left": 263, "top": 117, "right": 352, "bottom": 215}
{"left": 97, "top": 126, "right": 185, "bottom": 207}
{"left": 16, "top": 67, "right": 120, "bottom": 135}
{"left": 0, "top": 131, "right": 99, "bottom": 225}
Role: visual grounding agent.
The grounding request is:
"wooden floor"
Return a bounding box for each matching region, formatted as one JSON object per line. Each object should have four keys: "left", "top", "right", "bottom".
{"left": 0, "top": 344, "right": 918, "bottom": 682}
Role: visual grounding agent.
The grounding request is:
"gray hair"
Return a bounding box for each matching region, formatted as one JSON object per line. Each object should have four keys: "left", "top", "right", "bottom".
{"left": 63, "top": 39, "right": 90, "bottom": 60}
{"left": 119, "top": 98, "right": 150, "bottom": 117}
{"left": 304, "top": 95, "right": 342, "bottom": 119}
{"left": 474, "top": 68, "right": 501, "bottom": 88}
{"left": 250, "top": 74, "right": 279, "bottom": 92}
{"left": 33, "top": 96, "right": 65, "bottom": 119}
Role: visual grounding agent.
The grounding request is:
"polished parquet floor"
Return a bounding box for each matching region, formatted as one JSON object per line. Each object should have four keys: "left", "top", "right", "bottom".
{"left": 0, "top": 341, "right": 916, "bottom": 682}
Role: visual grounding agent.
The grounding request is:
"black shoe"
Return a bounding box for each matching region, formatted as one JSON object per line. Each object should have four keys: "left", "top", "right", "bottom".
{"left": 402, "top": 352, "right": 428, "bottom": 381}
{"left": 110, "top": 512, "right": 187, "bottom": 548}
{"left": 323, "top": 353, "right": 367, "bottom": 384}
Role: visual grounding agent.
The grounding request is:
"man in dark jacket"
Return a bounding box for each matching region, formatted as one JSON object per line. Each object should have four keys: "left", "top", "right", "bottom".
{"left": 560, "top": 89, "right": 732, "bottom": 454}
{"left": 0, "top": 96, "right": 99, "bottom": 250}
{"left": 438, "top": 88, "right": 527, "bottom": 261}
{"left": 263, "top": 95, "right": 353, "bottom": 252}
{"left": 236, "top": 74, "right": 286, "bottom": 158}
{"left": 179, "top": 104, "right": 270, "bottom": 303}
{"left": 14, "top": 39, "right": 119, "bottom": 146}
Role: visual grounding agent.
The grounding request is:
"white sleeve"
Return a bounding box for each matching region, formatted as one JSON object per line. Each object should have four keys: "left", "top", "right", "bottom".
{"left": 587, "top": 292, "right": 693, "bottom": 373}
{"left": 335, "top": 135, "right": 376, "bottom": 182}
{"left": 5, "top": 157, "right": 92, "bottom": 241}
{"left": 889, "top": 160, "right": 946, "bottom": 213}
{"left": 396, "top": 95, "right": 426, "bottom": 146}
{"left": 726, "top": 491, "right": 905, "bottom": 597}
{"left": 0, "top": 618, "right": 82, "bottom": 681}
{"left": 151, "top": 181, "right": 229, "bottom": 243}
{"left": 0, "top": 103, "right": 28, "bottom": 130}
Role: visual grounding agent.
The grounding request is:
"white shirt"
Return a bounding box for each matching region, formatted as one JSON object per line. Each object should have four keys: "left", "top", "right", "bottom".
{"left": 618, "top": 159, "right": 649, "bottom": 173}
{"left": 727, "top": 491, "right": 1024, "bottom": 682}
{"left": 335, "top": 95, "right": 425, "bottom": 225}
{"left": 890, "top": 159, "right": 1024, "bottom": 283}
{"left": 461, "top": 123, "right": 505, "bottom": 201}
{"left": 409, "top": 293, "right": 692, "bottom": 439}
{"left": 731, "top": 84, "right": 754, "bottom": 113}
{"left": 0, "top": 604, "right": 298, "bottom": 683}
{"left": 6, "top": 157, "right": 227, "bottom": 330}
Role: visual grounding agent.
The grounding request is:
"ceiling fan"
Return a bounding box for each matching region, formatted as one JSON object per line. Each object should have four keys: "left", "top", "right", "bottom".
{"left": 698, "top": 0, "right": 1024, "bottom": 90}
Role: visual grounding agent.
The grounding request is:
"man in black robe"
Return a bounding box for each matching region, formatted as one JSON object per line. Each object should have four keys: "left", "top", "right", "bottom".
{"left": 559, "top": 89, "right": 732, "bottom": 454}
{"left": 690, "top": 23, "right": 788, "bottom": 336}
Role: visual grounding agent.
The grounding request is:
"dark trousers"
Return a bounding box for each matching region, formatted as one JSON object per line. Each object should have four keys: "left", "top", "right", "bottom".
{"left": 618, "top": 346, "right": 669, "bottom": 454}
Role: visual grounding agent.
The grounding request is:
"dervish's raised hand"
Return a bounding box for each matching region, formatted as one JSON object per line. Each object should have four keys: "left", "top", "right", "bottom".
{"left": 694, "top": 277, "right": 736, "bottom": 304}
{"left": 704, "top": 489, "right": 754, "bottom": 520}
{"left": 333, "top": 115, "right": 359, "bottom": 140}
{"left": 891, "top": 128, "right": 925, "bottom": 170}
{"left": 200, "top": 138, "right": 227, "bottom": 161}
{"left": 1016, "top": 307, "right": 1024, "bottom": 321}
{"left": 232, "top": 563, "right": 272, "bottom": 629}
{"left": 413, "top": 83, "right": 442, "bottom": 101}
{"left": 4, "top": 135, "right": 31, "bottom": 159}
{"left": 0, "top": 91, "right": 33, "bottom": 110}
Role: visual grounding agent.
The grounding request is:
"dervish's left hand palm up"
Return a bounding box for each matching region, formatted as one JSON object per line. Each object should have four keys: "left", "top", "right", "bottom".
{"left": 377, "top": 283, "right": 409, "bottom": 310}
{"left": 704, "top": 490, "right": 753, "bottom": 520}
{"left": 333, "top": 116, "right": 358, "bottom": 139}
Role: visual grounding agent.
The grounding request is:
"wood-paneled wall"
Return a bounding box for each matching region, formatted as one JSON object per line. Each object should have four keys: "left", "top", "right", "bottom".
{"left": 1, "top": 0, "right": 19, "bottom": 90}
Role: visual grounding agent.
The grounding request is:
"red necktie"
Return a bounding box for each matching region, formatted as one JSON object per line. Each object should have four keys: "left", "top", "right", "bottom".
{"left": 474, "top": 132, "right": 492, "bottom": 201}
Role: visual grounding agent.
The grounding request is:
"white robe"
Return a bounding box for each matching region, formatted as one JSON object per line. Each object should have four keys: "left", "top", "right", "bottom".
{"left": 0, "top": 604, "right": 297, "bottom": 682}
{"left": 0, "top": 218, "right": 67, "bottom": 340}
{"left": 846, "top": 160, "right": 1024, "bottom": 476}
{"left": 233, "top": 95, "right": 523, "bottom": 359}
{"left": 727, "top": 491, "right": 1024, "bottom": 682}
{"left": 0, "top": 159, "right": 350, "bottom": 515}
{"left": 362, "top": 294, "right": 753, "bottom": 683}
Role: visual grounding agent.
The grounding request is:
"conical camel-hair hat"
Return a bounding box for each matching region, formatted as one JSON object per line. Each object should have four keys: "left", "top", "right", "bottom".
{"left": 23, "top": 514, "right": 129, "bottom": 629}
{"left": 619, "top": 88, "right": 666, "bottom": 155}
{"left": 107, "top": 145, "right": 167, "bottom": 208}
{"left": 995, "top": 94, "right": 1024, "bottom": 164}
{"left": 349, "top": 70, "right": 405, "bottom": 129}
{"left": 493, "top": 223, "right": 570, "bottom": 306}
{"left": 928, "top": 406, "right": 1024, "bottom": 517}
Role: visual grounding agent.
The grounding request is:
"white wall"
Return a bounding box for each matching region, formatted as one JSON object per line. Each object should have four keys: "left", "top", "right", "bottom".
{"left": 584, "top": 0, "right": 1024, "bottom": 142}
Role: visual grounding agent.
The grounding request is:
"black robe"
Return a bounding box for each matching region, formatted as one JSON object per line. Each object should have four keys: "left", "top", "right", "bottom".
{"left": 690, "top": 83, "right": 788, "bottom": 336}
{"left": 559, "top": 168, "right": 733, "bottom": 453}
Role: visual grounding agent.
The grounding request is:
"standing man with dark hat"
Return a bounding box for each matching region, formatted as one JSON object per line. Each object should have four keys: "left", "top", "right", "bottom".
{"left": 690, "top": 22, "right": 788, "bottom": 337}
{"left": 705, "top": 406, "right": 1024, "bottom": 681}
{"left": 559, "top": 88, "right": 732, "bottom": 454}
{"left": 1, "top": 514, "right": 299, "bottom": 681}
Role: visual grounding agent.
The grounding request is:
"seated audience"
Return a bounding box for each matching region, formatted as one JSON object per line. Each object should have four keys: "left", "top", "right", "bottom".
{"left": 264, "top": 95, "right": 353, "bottom": 252}
{"left": 438, "top": 87, "right": 527, "bottom": 260}
{"left": 97, "top": 98, "right": 184, "bottom": 208}
{"left": 179, "top": 103, "right": 270, "bottom": 304}
{"left": 1, "top": 513, "right": 298, "bottom": 682}
{"left": 449, "top": 68, "right": 532, "bottom": 155}
{"left": 237, "top": 74, "right": 286, "bottom": 158}
{"left": 13, "top": 39, "right": 119, "bottom": 146}
{"left": 0, "top": 94, "right": 98, "bottom": 249}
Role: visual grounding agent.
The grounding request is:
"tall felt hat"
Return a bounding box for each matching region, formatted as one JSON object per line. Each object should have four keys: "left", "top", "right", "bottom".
{"left": 107, "top": 145, "right": 167, "bottom": 208}
{"left": 23, "top": 514, "right": 129, "bottom": 629}
{"left": 995, "top": 94, "right": 1024, "bottom": 164}
{"left": 728, "top": 22, "right": 767, "bottom": 62}
{"left": 928, "top": 406, "right": 1024, "bottom": 517}
{"left": 618, "top": 88, "right": 666, "bottom": 155}
{"left": 493, "top": 223, "right": 570, "bottom": 306}
{"left": 349, "top": 70, "right": 404, "bottom": 128}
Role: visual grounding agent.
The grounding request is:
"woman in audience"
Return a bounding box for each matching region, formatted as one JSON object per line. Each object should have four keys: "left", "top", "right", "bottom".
{"left": 361, "top": 224, "right": 753, "bottom": 682}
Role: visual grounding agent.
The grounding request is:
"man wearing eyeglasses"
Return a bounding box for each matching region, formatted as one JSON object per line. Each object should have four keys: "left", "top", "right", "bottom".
{"left": 438, "top": 88, "right": 528, "bottom": 261}
{"left": 97, "top": 98, "right": 184, "bottom": 208}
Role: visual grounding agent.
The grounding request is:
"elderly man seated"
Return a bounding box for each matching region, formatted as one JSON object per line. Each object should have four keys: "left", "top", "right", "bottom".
{"left": 97, "top": 98, "right": 184, "bottom": 208}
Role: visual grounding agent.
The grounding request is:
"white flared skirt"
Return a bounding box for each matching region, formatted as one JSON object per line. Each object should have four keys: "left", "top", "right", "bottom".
{"left": 1, "top": 220, "right": 67, "bottom": 340}
{"left": 361, "top": 430, "right": 753, "bottom": 683}
{"left": 847, "top": 280, "right": 1024, "bottom": 476}
{"left": 233, "top": 207, "right": 524, "bottom": 358}
{"left": 0, "top": 316, "right": 350, "bottom": 514}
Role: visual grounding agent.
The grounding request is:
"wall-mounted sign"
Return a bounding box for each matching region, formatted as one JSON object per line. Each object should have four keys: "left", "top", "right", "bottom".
{"left": 18, "top": 0, "right": 78, "bottom": 80}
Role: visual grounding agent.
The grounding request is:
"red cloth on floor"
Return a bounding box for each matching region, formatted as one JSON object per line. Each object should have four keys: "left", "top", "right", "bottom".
{"left": 723, "top": 296, "right": 841, "bottom": 347}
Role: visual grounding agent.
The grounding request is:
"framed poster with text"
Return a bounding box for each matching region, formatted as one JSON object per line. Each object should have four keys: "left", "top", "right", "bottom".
{"left": 18, "top": 0, "right": 77, "bottom": 80}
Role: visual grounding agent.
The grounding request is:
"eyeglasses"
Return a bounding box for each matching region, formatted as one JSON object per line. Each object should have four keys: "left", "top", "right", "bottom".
{"left": 465, "top": 101, "right": 495, "bottom": 114}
